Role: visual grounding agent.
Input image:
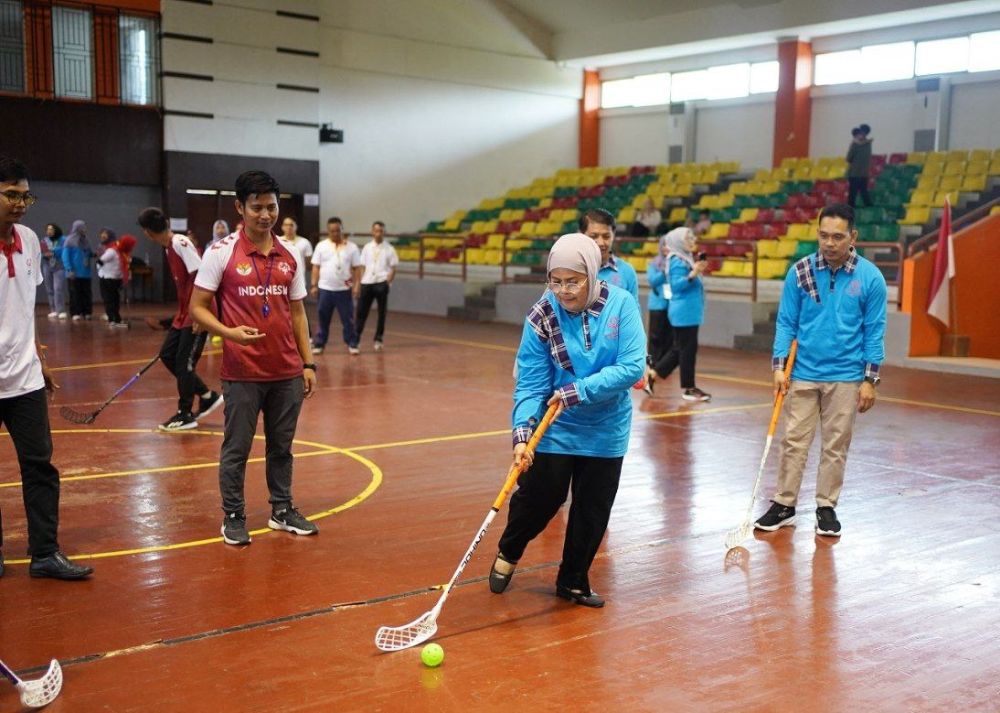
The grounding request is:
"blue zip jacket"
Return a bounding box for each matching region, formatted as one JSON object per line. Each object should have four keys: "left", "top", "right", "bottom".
{"left": 599, "top": 254, "right": 638, "bottom": 303}
{"left": 667, "top": 256, "right": 703, "bottom": 327}
{"left": 773, "top": 251, "right": 886, "bottom": 382}
{"left": 63, "top": 242, "right": 92, "bottom": 277}
{"left": 513, "top": 283, "right": 646, "bottom": 458}
{"left": 646, "top": 259, "right": 669, "bottom": 311}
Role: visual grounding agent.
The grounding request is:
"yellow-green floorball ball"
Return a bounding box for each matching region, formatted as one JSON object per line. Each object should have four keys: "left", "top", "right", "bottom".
{"left": 421, "top": 643, "right": 444, "bottom": 667}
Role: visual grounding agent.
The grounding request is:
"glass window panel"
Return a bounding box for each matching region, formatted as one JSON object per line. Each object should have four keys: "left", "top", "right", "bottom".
{"left": 749, "top": 61, "right": 779, "bottom": 94}
{"left": 630, "top": 72, "right": 670, "bottom": 106}
{"left": 705, "top": 62, "right": 749, "bottom": 99}
{"left": 601, "top": 78, "right": 635, "bottom": 109}
{"left": 52, "top": 5, "right": 93, "bottom": 100}
{"left": 0, "top": 0, "right": 24, "bottom": 93}
{"left": 860, "top": 41, "right": 914, "bottom": 83}
{"left": 915, "top": 36, "right": 969, "bottom": 76}
{"left": 969, "top": 30, "right": 1000, "bottom": 72}
{"left": 671, "top": 69, "right": 708, "bottom": 102}
{"left": 814, "top": 50, "right": 861, "bottom": 85}
{"left": 119, "top": 14, "right": 159, "bottom": 105}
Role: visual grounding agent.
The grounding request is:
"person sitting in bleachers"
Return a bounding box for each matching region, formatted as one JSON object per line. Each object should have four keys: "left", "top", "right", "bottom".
{"left": 631, "top": 197, "right": 662, "bottom": 237}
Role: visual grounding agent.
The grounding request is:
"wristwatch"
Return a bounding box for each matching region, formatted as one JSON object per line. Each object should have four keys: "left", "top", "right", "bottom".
{"left": 303, "top": 363, "right": 317, "bottom": 371}
{"left": 864, "top": 375, "right": 880, "bottom": 386}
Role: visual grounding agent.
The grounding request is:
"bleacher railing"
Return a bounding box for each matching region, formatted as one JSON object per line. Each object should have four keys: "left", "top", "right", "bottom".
{"left": 907, "top": 196, "right": 1000, "bottom": 258}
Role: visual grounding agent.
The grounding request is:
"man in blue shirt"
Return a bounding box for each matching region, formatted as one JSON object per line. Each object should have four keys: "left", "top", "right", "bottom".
{"left": 755, "top": 203, "right": 886, "bottom": 537}
{"left": 578, "top": 209, "right": 639, "bottom": 303}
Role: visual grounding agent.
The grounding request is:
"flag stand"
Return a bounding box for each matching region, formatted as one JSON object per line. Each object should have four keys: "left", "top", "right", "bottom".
{"left": 939, "top": 275, "right": 969, "bottom": 357}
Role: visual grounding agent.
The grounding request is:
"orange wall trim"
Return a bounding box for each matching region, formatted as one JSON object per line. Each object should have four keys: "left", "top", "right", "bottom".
{"left": 579, "top": 70, "right": 600, "bottom": 168}
{"left": 773, "top": 40, "right": 812, "bottom": 167}
{"left": 904, "top": 213, "right": 1000, "bottom": 358}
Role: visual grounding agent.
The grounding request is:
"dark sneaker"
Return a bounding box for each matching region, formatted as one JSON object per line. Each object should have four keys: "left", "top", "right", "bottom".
{"left": 754, "top": 502, "right": 796, "bottom": 531}
{"left": 221, "top": 511, "right": 251, "bottom": 545}
{"left": 815, "top": 507, "right": 842, "bottom": 537}
{"left": 29, "top": 551, "right": 94, "bottom": 580}
{"left": 158, "top": 411, "right": 198, "bottom": 432}
{"left": 683, "top": 387, "right": 711, "bottom": 402}
{"left": 196, "top": 391, "right": 224, "bottom": 419}
{"left": 268, "top": 506, "right": 318, "bottom": 536}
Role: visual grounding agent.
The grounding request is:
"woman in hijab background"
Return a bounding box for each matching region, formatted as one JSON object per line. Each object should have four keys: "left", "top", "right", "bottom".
{"left": 488, "top": 233, "right": 646, "bottom": 609}
{"left": 643, "top": 232, "right": 674, "bottom": 395}
{"left": 210, "top": 219, "right": 230, "bottom": 247}
{"left": 63, "top": 219, "right": 93, "bottom": 320}
{"left": 41, "top": 222, "right": 68, "bottom": 319}
{"left": 645, "top": 227, "right": 711, "bottom": 402}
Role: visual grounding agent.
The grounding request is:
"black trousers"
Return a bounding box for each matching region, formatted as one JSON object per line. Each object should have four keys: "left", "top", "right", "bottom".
{"left": 648, "top": 309, "right": 674, "bottom": 365}
{"left": 159, "top": 326, "right": 209, "bottom": 414}
{"left": 99, "top": 277, "right": 123, "bottom": 323}
{"left": 356, "top": 281, "right": 390, "bottom": 342}
{"left": 0, "top": 388, "right": 60, "bottom": 557}
{"left": 652, "top": 324, "right": 699, "bottom": 389}
{"left": 498, "top": 452, "right": 624, "bottom": 593}
{"left": 848, "top": 177, "right": 872, "bottom": 208}
{"left": 68, "top": 276, "right": 92, "bottom": 317}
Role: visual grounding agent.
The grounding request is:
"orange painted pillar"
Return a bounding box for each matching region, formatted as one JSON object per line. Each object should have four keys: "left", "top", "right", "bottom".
{"left": 773, "top": 40, "right": 813, "bottom": 167}
{"left": 579, "top": 70, "right": 600, "bottom": 168}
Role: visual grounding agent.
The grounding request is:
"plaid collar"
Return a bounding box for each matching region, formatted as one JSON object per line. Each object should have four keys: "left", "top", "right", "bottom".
{"left": 586, "top": 281, "right": 609, "bottom": 318}
{"left": 603, "top": 254, "right": 619, "bottom": 272}
{"left": 815, "top": 247, "right": 858, "bottom": 274}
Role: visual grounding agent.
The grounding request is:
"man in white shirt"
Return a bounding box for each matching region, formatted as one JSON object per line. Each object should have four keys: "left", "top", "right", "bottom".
{"left": 356, "top": 221, "right": 398, "bottom": 351}
{"left": 309, "top": 216, "right": 362, "bottom": 355}
{"left": 282, "top": 217, "right": 313, "bottom": 292}
{"left": 0, "top": 155, "right": 93, "bottom": 580}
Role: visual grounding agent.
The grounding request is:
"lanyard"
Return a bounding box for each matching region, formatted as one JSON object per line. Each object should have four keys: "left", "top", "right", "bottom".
{"left": 250, "top": 250, "right": 275, "bottom": 318}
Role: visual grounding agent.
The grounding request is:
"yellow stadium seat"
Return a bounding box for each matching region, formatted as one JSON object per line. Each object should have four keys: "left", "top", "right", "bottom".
{"left": 969, "top": 149, "right": 990, "bottom": 162}
{"left": 562, "top": 209, "right": 579, "bottom": 222}
{"left": 907, "top": 190, "right": 934, "bottom": 206}
{"left": 538, "top": 197, "right": 553, "bottom": 208}
{"left": 715, "top": 259, "right": 742, "bottom": 276}
{"left": 618, "top": 207, "right": 636, "bottom": 224}
{"left": 925, "top": 151, "right": 947, "bottom": 164}
{"left": 518, "top": 222, "right": 537, "bottom": 237}
{"left": 966, "top": 160, "right": 989, "bottom": 176}
{"left": 990, "top": 159, "right": 1000, "bottom": 175}
{"left": 991, "top": 205, "right": 1000, "bottom": 216}
{"left": 961, "top": 174, "right": 987, "bottom": 192}
{"left": 906, "top": 152, "right": 926, "bottom": 165}
{"left": 486, "top": 234, "right": 505, "bottom": 249}
{"left": 757, "top": 240, "right": 778, "bottom": 258}
{"left": 441, "top": 218, "right": 461, "bottom": 231}
{"left": 716, "top": 193, "right": 735, "bottom": 208}
{"left": 937, "top": 175, "right": 961, "bottom": 191}
{"left": 900, "top": 207, "right": 931, "bottom": 225}
{"left": 942, "top": 161, "right": 965, "bottom": 177}
{"left": 632, "top": 194, "right": 649, "bottom": 208}
{"left": 921, "top": 162, "right": 943, "bottom": 176}
{"left": 946, "top": 150, "right": 968, "bottom": 162}
{"left": 916, "top": 175, "right": 940, "bottom": 191}
{"left": 776, "top": 239, "right": 798, "bottom": 258}
{"left": 705, "top": 223, "right": 730, "bottom": 240}
{"left": 786, "top": 223, "right": 812, "bottom": 239}
{"left": 933, "top": 190, "right": 958, "bottom": 207}
{"left": 481, "top": 220, "right": 498, "bottom": 233}
{"left": 668, "top": 207, "right": 688, "bottom": 223}
{"left": 737, "top": 208, "right": 759, "bottom": 223}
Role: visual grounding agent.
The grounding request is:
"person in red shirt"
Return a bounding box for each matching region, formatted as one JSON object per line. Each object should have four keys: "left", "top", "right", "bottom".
{"left": 0, "top": 155, "right": 92, "bottom": 580}
{"left": 138, "top": 208, "right": 224, "bottom": 431}
{"left": 189, "top": 170, "right": 318, "bottom": 546}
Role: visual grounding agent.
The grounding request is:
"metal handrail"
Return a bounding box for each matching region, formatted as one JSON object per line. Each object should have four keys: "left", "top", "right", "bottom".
{"left": 854, "top": 241, "right": 905, "bottom": 307}
{"left": 907, "top": 196, "right": 1000, "bottom": 257}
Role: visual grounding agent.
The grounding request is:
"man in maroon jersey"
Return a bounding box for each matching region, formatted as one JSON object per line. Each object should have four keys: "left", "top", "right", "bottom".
{"left": 138, "top": 208, "right": 223, "bottom": 431}
{"left": 189, "top": 171, "right": 318, "bottom": 546}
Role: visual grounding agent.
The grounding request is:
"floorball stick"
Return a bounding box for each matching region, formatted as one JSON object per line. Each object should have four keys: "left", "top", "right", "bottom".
{"left": 59, "top": 353, "right": 160, "bottom": 424}
{"left": 0, "top": 658, "right": 63, "bottom": 709}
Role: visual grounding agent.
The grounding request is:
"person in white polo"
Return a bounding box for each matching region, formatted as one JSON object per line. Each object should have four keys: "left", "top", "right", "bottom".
{"left": 355, "top": 220, "right": 398, "bottom": 351}
{"left": 0, "top": 156, "right": 93, "bottom": 580}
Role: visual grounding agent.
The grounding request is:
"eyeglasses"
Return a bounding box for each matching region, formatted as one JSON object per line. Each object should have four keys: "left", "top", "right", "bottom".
{"left": 1, "top": 190, "right": 37, "bottom": 207}
{"left": 548, "top": 280, "right": 585, "bottom": 294}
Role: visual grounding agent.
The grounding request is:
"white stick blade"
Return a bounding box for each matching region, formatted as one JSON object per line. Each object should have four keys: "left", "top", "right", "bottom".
{"left": 375, "top": 612, "right": 438, "bottom": 652}
{"left": 18, "top": 660, "right": 62, "bottom": 709}
{"left": 724, "top": 524, "right": 751, "bottom": 551}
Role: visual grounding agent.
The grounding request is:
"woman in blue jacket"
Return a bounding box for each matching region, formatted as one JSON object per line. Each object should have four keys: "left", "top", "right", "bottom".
{"left": 63, "top": 219, "right": 94, "bottom": 320}
{"left": 643, "top": 233, "right": 673, "bottom": 395}
{"left": 489, "top": 233, "right": 646, "bottom": 608}
{"left": 645, "top": 227, "right": 711, "bottom": 401}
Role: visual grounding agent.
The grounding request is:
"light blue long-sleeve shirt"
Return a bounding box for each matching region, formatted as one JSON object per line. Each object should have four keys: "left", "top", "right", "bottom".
{"left": 599, "top": 254, "right": 638, "bottom": 303}
{"left": 513, "top": 283, "right": 646, "bottom": 458}
{"left": 667, "top": 256, "right": 704, "bottom": 327}
{"left": 646, "top": 260, "right": 669, "bottom": 311}
{"left": 773, "top": 251, "right": 887, "bottom": 382}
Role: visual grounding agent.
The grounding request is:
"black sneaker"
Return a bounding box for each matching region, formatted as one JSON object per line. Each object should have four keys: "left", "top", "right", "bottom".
{"left": 754, "top": 501, "right": 796, "bottom": 531}
{"left": 196, "top": 391, "right": 224, "bottom": 419}
{"left": 815, "top": 507, "right": 842, "bottom": 537}
{"left": 221, "top": 511, "right": 251, "bottom": 545}
{"left": 158, "top": 411, "right": 198, "bottom": 432}
{"left": 683, "top": 387, "right": 711, "bottom": 402}
{"left": 268, "top": 506, "right": 318, "bottom": 536}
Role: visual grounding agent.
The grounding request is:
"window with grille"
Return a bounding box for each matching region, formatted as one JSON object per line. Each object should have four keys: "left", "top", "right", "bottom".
{"left": 53, "top": 5, "right": 94, "bottom": 99}
{"left": 0, "top": 0, "right": 24, "bottom": 93}
{"left": 119, "top": 14, "right": 159, "bottom": 106}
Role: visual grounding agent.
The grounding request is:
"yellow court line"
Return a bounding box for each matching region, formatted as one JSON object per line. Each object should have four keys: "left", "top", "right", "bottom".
{"left": 393, "top": 330, "right": 517, "bottom": 353}
{"left": 49, "top": 350, "right": 222, "bottom": 373}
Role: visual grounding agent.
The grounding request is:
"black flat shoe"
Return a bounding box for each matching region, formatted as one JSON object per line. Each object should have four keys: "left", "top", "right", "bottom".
{"left": 556, "top": 584, "right": 605, "bottom": 608}
{"left": 29, "top": 551, "right": 93, "bottom": 580}
{"left": 0, "top": 553, "right": 4, "bottom": 578}
{"left": 488, "top": 554, "right": 517, "bottom": 594}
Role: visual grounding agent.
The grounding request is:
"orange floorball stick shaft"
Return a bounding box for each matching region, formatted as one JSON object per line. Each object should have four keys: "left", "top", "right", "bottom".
{"left": 492, "top": 402, "right": 561, "bottom": 510}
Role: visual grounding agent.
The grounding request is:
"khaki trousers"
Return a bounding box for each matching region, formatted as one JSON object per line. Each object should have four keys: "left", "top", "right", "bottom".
{"left": 774, "top": 380, "right": 860, "bottom": 508}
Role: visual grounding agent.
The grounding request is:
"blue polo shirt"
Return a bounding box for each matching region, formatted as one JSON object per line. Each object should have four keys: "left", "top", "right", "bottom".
{"left": 667, "top": 256, "right": 704, "bottom": 327}
{"left": 646, "top": 259, "right": 669, "bottom": 312}
{"left": 599, "top": 254, "right": 638, "bottom": 303}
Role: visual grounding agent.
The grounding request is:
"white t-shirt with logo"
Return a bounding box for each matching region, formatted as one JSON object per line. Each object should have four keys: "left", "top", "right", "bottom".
{"left": 0, "top": 225, "right": 45, "bottom": 399}
{"left": 360, "top": 240, "right": 399, "bottom": 284}
{"left": 312, "top": 239, "right": 362, "bottom": 292}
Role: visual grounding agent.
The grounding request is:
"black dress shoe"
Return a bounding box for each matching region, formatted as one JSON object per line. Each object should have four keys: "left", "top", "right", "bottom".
{"left": 556, "top": 584, "right": 605, "bottom": 608}
{"left": 488, "top": 554, "right": 517, "bottom": 594}
{"left": 29, "top": 552, "right": 93, "bottom": 580}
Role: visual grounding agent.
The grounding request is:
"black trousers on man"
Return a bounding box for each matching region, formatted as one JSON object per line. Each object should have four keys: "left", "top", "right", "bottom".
{"left": 99, "top": 277, "right": 123, "bottom": 323}
{"left": 0, "top": 389, "right": 60, "bottom": 557}
{"left": 651, "top": 325, "right": 700, "bottom": 389}
{"left": 355, "top": 281, "right": 390, "bottom": 343}
{"left": 68, "top": 276, "right": 92, "bottom": 317}
{"left": 498, "top": 452, "right": 624, "bottom": 593}
{"left": 159, "top": 326, "right": 209, "bottom": 414}
{"left": 848, "top": 177, "right": 872, "bottom": 208}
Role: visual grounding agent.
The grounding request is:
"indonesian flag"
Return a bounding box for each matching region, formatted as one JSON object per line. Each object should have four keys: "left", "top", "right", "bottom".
{"left": 927, "top": 198, "right": 955, "bottom": 329}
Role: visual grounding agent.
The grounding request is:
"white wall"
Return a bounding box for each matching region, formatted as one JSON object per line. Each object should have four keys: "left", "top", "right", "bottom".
{"left": 695, "top": 101, "right": 775, "bottom": 169}
{"left": 949, "top": 79, "right": 1000, "bottom": 150}
{"left": 809, "top": 86, "right": 917, "bottom": 158}
{"left": 599, "top": 110, "right": 670, "bottom": 167}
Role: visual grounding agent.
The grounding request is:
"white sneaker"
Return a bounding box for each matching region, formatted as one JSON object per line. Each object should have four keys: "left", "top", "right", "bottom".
{"left": 101, "top": 314, "right": 109, "bottom": 321}
{"left": 348, "top": 346, "right": 360, "bottom": 355}
{"left": 58, "top": 312, "right": 68, "bottom": 319}
{"left": 374, "top": 341, "right": 384, "bottom": 352}
{"left": 47, "top": 312, "right": 58, "bottom": 318}
{"left": 71, "top": 315, "right": 82, "bottom": 321}
{"left": 311, "top": 346, "right": 324, "bottom": 355}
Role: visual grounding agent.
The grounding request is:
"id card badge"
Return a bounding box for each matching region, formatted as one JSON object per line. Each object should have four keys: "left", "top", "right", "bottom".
{"left": 662, "top": 284, "right": 672, "bottom": 300}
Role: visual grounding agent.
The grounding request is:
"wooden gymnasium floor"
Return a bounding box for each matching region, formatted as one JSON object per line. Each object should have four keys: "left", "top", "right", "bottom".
{"left": 1, "top": 305, "right": 998, "bottom": 712}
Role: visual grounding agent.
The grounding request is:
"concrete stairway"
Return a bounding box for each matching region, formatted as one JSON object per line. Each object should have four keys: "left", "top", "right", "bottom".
{"left": 446, "top": 283, "right": 497, "bottom": 321}
{"left": 733, "top": 303, "right": 779, "bottom": 352}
